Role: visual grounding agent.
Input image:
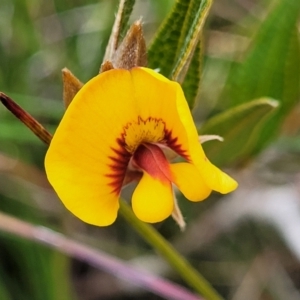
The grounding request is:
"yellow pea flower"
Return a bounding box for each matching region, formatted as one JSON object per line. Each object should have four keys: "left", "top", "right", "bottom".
{"left": 45, "top": 67, "right": 237, "bottom": 226}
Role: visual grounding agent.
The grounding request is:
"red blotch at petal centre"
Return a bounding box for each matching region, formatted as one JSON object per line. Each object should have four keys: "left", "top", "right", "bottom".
{"left": 133, "top": 143, "right": 172, "bottom": 182}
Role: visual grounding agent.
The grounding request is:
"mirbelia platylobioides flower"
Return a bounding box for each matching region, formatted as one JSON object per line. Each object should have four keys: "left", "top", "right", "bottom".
{"left": 44, "top": 21, "right": 238, "bottom": 227}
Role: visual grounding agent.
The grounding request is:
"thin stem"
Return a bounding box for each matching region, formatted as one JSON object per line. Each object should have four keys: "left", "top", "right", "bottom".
{"left": 0, "top": 92, "right": 52, "bottom": 145}
{"left": 119, "top": 200, "right": 224, "bottom": 300}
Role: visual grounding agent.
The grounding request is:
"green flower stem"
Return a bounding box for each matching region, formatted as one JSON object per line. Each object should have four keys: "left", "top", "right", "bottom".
{"left": 119, "top": 199, "right": 223, "bottom": 300}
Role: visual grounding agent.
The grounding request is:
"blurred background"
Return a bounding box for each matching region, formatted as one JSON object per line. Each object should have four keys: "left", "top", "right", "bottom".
{"left": 0, "top": 0, "right": 300, "bottom": 299}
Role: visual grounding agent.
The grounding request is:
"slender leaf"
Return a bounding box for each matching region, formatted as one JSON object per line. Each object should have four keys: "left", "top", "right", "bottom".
{"left": 170, "top": 0, "right": 212, "bottom": 83}
{"left": 148, "top": 0, "right": 211, "bottom": 108}
{"left": 182, "top": 41, "right": 202, "bottom": 108}
{"left": 199, "top": 98, "right": 279, "bottom": 166}
{"left": 148, "top": 0, "right": 191, "bottom": 77}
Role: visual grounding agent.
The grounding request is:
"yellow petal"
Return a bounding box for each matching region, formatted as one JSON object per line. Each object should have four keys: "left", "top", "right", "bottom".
{"left": 197, "top": 160, "right": 238, "bottom": 194}
{"left": 172, "top": 83, "right": 238, "bottom": 194}
{"left": 132, "top": 172, "right": 174, "bottom": 223}
{"left": 170, "top": 163, "right": 211, "bottom": 201}
{"left": 130, "top": 68, "right": 190, "bottom": 153}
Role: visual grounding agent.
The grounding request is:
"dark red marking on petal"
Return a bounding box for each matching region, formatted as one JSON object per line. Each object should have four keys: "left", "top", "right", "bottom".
{"left": 105, "top": 117, "right": 190, "bottom": 194}
{"left": 164, "top": 129, "right": 189, "bottom": 160}
{"left": 122, "top": 116, "right": 188, "bottom": 160}
{"left": 106, "top": 138, "right": 131, "bottom": 195}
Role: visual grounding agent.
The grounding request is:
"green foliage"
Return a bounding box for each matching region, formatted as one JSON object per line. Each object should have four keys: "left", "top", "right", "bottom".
{"left": 181, "top": 42, "right": 202, "bottom": 109}
{"left": 200, "top": 98, "right": 279, "bottom": 166}
{"left": 170, "top": 0, "right": 211, "bottom": 82}
{"left": 220, "top": 0, "right": 300, "bottom": 160}
{"left": 148, "top": 0, "right": 191, "bottom": 77}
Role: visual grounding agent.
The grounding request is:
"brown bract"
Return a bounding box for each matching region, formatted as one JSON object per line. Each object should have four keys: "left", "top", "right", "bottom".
{"left": 62, "top": 68, "right": 84, "bottom": 108}
{"left": 111, "top": 20, "right": 147, "bottom": 70}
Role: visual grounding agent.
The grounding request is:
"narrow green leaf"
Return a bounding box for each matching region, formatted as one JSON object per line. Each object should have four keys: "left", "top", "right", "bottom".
{"left": 181, "top": 41, "right": 202, "bottom": 109}
{"left": 199, "top": 98, "right": 279, "bottom": 166}
{"left": 148, "top": 0, "right": 211, "bottom": 108}
{"left": 148, "top": 0, "right": 191, "bottom": 77}
{"left": 170, "top": 0, "right": 212, "bottom": 83}
{"left": 221, "top": 0, "right": 300, "bottom": 157}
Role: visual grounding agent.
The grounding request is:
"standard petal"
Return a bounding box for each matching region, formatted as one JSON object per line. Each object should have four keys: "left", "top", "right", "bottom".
{"left": 170, "top": 163, "right": 211, "bottom": 201}
{"left": 132, "top": 172, "right": 174, "bottom": 223}
{"left": 129, "top": 68, "right": 179, "bottom": 121}
{"left": 130, "top": 68, "right": 190, "bottom": 155}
